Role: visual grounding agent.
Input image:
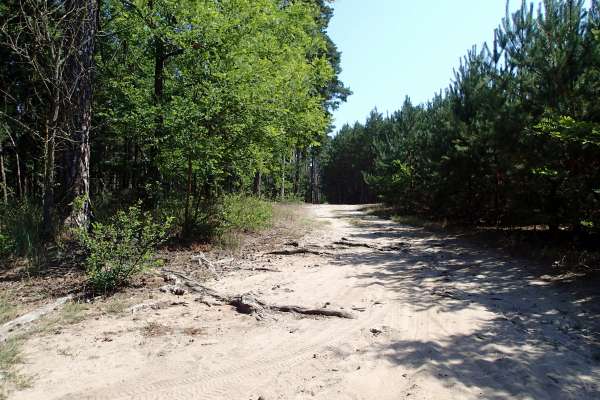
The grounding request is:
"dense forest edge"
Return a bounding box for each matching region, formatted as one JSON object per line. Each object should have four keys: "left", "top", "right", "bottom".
{"left": 1, "top": 0, "right": 600, "bottom": 294}
{"left": 0, "top": 0, "right": 351, "bottom": 290}
{"left": 322, "top": 0, "right": 600, "bottom": 270}
{"left": 1, "top": 1, "right": 600, "bottom": 398}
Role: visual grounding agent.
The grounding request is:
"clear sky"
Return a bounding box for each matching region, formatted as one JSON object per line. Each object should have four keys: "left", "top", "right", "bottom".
{"left": 327, "top": 1, "right": 528, "bottom": 131}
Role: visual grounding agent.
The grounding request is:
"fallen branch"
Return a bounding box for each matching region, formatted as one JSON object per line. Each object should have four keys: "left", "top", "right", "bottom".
{"left": 431, "top": 288, "right": 467, "bottom": 300}
{"left": 162, "top": 269, "right": 228, "bottom": 301}
{"left": 271, "top": 304, "right": 354, "bottom": 319}
{"left": 0, "top": 295, "right": 74, "bottom": 342}
{"left": 333, "top": 240, "right": 377, "bottom": 249}
{"left": 266, "top": 248, "right": 328, "bottom": 256}
{"left": 333, "top": 238, "right": 409, "bottom": 253}
{"left": 379, "top": 244, "right": 410, "bottom": 253}
{"left": 161, "top": 270, "right": 353, "bottom": 320}
{"left": 191, "top": 253, "right": 218, "bottom": 276}
{"left": 227, "top": 294, "right": 354, "bottom": 320}
{"left": 239, "top": 267, "right": 281, "bottom": 273}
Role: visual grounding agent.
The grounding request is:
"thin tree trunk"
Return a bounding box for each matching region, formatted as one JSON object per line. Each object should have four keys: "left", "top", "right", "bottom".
{"left": 15, "top": 149, "right": 22, "bottom": 200}
{"left": 313, "top": 154, "right": 320, "bottom": 204}
{"left": 149, "top": 33, "right": 181, "bottom": 188}
{"left": 293, "top": 148, "right": 300, "bottom": 196}
{"left": 184, "top": 155, "right": 193, "bottom": 234}
{"left": 42, "top": 122, "right": 56, "bottom": 235}
{"left": 310, "top": 150, "right": 320, "bottom": 204}
{"left": 7, "top": 132, "right": 22, "bottom": 199}
{"left": 253, "top": 171, "right": 262, "bottom": 197}
{"left": 280, "top": 156, "right": 285, "bottom": 200}
{"left": 63, "top": 0, "right": 98, "bottom": 229}
{"left": 309, "top": 152, "right": 315, "bottom": 203}
{"left": 0, "top": 143, "right": 7, "bottom": 204}
{"left": 149, "top": 0, "right": 164, "bottom": 177}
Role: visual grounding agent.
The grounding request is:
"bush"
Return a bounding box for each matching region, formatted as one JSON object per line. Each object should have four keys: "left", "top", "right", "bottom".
{"left": 77, "top": 204, "right": 172, "bottom": 293}
{"left": 218, "top": 194, "right": 273, "bottom": 234}
{"left": 0, "top": 232, "right": 12, "bottom": 258}
{"left": 210, "top": 195, "right": 273, "bottom": 249}
{"left": 0, "top": 201, "right": 42, "bottom": 259}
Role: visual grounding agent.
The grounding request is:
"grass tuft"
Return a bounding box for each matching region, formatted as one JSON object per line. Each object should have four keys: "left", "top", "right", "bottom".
{"left": 103, "top": 299, "right": 130, "bottom": 315}
{"left": 0, "top": 337, "right": 31, "bottom": 398}
{"left": 141, "top": 321, "right": 172, "bottom": 337}
{"left": 59, "top": 301, "right": 88, "bottom": 325}
{"left": 0, "top": 297, "right": 18, "bottom": 326}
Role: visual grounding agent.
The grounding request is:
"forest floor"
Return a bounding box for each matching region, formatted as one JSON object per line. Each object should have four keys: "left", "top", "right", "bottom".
{"left": 4, "top": 204, "right": 600, "bottom": 400}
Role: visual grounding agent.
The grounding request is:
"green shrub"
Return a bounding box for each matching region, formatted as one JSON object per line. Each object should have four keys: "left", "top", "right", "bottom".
{"left": 0, "top": 232, "right": 12, "bottom": 258}
{"left": 209, "top": 195, "right": 273, "bottom": 249}
{"left": 0, "top": 201, "right": 42, "bottom": 259}
{"left": 77, "top": 204, "right": 173, "bottom": 293}
{"left": 218, "top": 194, "right": 273, "bottom": 234}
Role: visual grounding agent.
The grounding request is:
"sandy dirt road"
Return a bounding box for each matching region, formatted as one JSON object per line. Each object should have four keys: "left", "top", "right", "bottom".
{"left": 13, "top": 205, "right": 600, "bottom": 400}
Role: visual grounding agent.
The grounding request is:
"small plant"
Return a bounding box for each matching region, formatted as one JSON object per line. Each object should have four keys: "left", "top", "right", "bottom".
{"left": 141, "top": 321, "right": 172, "bottom": 337}
{"left": 0, "top": 337, "right": 25, "bottom": 398}
{"left": 78, "top": 204, "right": 173, "bottom": 293}
{"left": 103, "top": 299, "right": 130, "bottom": 315}
{"left": 0, "top": 201, "right": 42, "bottom": 261}
{"left": 59, "top": 301, "right": 88, "bottom": 324}
{"left": 0, "top": 233, "right": 12, "bottom": 258}
{"left": 0, "top": 296, "right": 17, "bottom": 325}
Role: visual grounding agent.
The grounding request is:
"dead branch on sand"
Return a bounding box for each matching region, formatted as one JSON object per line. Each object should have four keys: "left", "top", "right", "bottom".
{"left": 161, "top": 270, "right": 354, "bottom": 320}
{"left": 266, "top": 248, "right": 330, "bottom": 256}
{"left": 0, "top": 295, "right": 74, "bottom": 342}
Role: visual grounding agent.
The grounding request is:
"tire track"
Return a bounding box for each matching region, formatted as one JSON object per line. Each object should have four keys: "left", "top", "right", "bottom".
{"left": 56, "top": 220, "right": 391, "bottom": 400}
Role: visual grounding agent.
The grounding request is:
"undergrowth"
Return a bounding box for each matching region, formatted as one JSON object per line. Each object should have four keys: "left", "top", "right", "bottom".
{"left": 0, "top": 201, "right": 43, "bottom": 269}
{"left": 218, "top": 194, "right": 273, "bottom": 234}
{"left": 0, "top": 296, "right": 31, "bottom": 399}
{"left": 215, "top": 195, "right": 274, "bottom": 249}
{"left": 77, "top": 204, "right": 173, "bottom": 294}
{"left": 0, "top": 338, "right": 24, "bottom": 399}
{"left": 0, "top": 297, "right": 17, "bottom": 325}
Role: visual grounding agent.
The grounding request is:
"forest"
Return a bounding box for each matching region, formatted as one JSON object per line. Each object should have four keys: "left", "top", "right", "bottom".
{"left": 323, "top": 0, "right": 600, "bottom": 235}
{"left": 2, "top": 2, "right": 600, "bottom": 399}
{"left": 1, "top": 0, "right": 600, "bottom": 288}
{"left": 0, "top": 0, "right": 350, "bottom": 275}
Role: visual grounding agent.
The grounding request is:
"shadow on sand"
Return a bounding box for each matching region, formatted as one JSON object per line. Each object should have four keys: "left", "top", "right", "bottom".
{"left": 329, "top": 206, "right": 600, "bottom": 399}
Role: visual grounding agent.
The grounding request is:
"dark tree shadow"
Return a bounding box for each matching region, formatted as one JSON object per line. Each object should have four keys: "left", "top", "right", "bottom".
{"left": 328, "top": 206, "right": 600, "bottom": 399}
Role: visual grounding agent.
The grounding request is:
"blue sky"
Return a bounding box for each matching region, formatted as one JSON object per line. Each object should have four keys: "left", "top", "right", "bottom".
{"left": 327, "top": 1, "right": 531, "bottom": 131}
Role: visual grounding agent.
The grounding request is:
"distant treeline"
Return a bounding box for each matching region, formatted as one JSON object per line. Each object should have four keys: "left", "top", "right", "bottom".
{"left": 322, "top": 0, "right": 600, "bottom": 232}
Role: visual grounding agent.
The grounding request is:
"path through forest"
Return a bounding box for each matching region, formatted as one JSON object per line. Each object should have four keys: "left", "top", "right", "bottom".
{"left": 13, "top": 205, "right": 600, "bottom": 400}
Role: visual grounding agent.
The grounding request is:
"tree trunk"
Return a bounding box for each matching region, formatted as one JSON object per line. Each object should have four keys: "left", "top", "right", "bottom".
{"left": 148, "top": 33, "right": 181, "bottom": 189}
{"left": 0, "top": 142, "right": 7, "bottom": 204}
{"left": 280, "top": 156, "right": 286, "bottom": 200}
{"left": 62, "top": 0, "right": 97, "bottom": 230}
{"left": 42, "top": 121, "right": 56, "bottom": 236}
{"left": 293, "top": 148, "right": 300, "bottom": 196}
{"left": 183, "top": 155, "right": 193, "bottom": 235}
{"left": 15, "top": 148, "right": 22, "bottom": 200}
{"left": 309, "top": 152, "right": 315, "bottom": 203}
{"left": 253, "top": 171, "right": 262, "bottom": 197}
{"left": 7, "top": 133, "right": 22, "bottom": 199}
{"left": 309, "top": 150, "right": 319, "bottom": 204}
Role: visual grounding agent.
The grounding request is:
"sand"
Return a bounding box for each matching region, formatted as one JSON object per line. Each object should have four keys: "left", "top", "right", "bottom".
{"left": 11, "top": 205, "right": 600, "bottom": 400}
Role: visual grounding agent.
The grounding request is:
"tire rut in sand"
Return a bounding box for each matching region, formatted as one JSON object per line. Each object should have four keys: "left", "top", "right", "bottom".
{"left": 57, "top": 271, "right": 389, "bottom": 400}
